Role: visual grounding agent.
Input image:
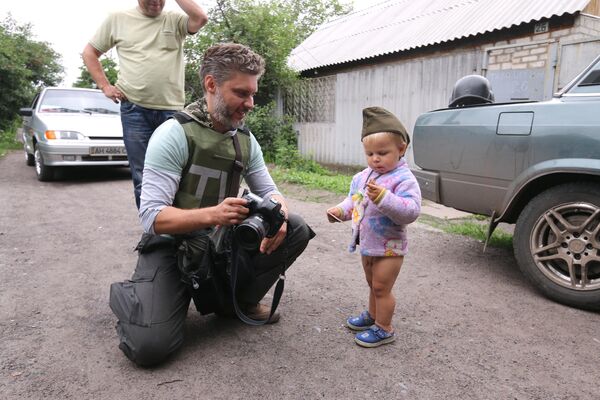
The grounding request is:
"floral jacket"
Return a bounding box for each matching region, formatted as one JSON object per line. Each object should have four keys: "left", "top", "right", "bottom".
{"left": 335, "top": 159, "right": 421, "bottom": 256}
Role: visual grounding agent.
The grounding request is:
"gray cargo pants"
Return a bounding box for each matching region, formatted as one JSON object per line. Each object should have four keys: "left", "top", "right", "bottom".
{"left": 109, "top": 214, "right": 314, "bottom": 367}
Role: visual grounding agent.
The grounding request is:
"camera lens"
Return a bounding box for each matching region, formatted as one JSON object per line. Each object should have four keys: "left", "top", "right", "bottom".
{"left": 234, "top": 214, "right": 269, "bottom": 251}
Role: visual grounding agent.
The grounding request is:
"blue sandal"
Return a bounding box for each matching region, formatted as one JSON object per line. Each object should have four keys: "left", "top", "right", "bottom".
{"left": 346, "top": 310, "right": 375, "bottom": 331}
{"left": 354, "top": 325, "right": 396, "bottom": 347}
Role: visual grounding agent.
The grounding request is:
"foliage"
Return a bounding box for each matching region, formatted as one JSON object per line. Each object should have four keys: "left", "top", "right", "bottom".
{"left": 245, "top": 102, "right": 295, "bottom": 158}
{"left": 184, "top": 0, "right": 351, "bottom": 105}
{"left": 0, "top": 15, "right": 63, "bottom": 132}
{"left": 0, "top": 119, "right": 22, "bottom": 157}
{"left": 270, "top": 166, "right": 352, "bottom": 195}
{"left": 73, "top": 57, "right": 118, "bottom": 88}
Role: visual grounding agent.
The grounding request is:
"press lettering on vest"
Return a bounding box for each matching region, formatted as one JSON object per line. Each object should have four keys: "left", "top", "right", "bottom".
{"left": 189, "top": 165, "right": 228, "bottom": 202}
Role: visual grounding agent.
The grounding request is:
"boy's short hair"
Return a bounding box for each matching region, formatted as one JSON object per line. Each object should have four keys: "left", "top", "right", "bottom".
{"left": 200, "top": 43, "right": 265, "bottom": 87}
{"left": 361, "top": 106, "right": 410, "bottom": 145}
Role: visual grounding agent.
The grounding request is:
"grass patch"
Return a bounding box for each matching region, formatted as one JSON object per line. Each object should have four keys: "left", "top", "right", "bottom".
{"left": 418, "top": 214, "right": 513, "bottom": 249}
{"left": 0, "top": 123, "right": 22, "bottom": 158}
{"left": 270, "top": 166, "right": 352, "bottom": 195}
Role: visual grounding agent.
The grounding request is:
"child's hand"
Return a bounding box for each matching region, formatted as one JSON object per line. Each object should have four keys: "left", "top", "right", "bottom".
{"left": 326, "top": 207, "right": 343, "bottom": 223}
{"left": 365, "top": 180, "right": 385, "bottom": 202}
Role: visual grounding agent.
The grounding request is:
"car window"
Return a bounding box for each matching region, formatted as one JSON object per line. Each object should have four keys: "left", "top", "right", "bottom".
{"left": 567, "top": 60, "right": 600, "bottom": 95}
{"left": 39, "top": 90, "right": 120, "bottom": 114}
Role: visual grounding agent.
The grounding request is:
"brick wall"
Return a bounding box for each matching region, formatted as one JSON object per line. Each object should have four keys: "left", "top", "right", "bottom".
{"left": 486, "top": 15, "right": 600, "bottom": 72}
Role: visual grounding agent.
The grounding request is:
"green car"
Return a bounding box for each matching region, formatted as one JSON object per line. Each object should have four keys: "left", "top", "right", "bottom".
{"left": 413, "top": 54, "right": 600, "bottom": 311}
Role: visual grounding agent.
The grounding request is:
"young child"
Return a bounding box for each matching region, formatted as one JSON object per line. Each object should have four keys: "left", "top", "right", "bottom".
{"left": 327, "top": 106, "right": 421, "bottom": 347}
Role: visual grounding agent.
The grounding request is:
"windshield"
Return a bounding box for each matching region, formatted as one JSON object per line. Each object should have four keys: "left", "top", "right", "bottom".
{"left": 39, "top": 89, "right": 120, "bottom": 114}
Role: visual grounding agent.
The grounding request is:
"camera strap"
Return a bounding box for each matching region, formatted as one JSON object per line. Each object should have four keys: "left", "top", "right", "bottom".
{"left": 228, "top": 133, "right": 244, "bottom": 197}
{"left": 230, "top": 235, "right": 290, "bottom": 326}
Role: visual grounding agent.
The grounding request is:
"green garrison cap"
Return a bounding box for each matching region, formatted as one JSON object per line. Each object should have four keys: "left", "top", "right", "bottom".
{"left": 361, "top": 106, "right": 410, "bottom": 145}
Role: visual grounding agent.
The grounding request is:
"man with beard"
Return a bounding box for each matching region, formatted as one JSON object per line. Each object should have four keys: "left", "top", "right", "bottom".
{"left": 109, "top": 43, "right": 315, "bottom": 367}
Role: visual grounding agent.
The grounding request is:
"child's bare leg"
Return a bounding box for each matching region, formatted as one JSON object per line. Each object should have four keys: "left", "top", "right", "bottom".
{"left": 361, "top": 256, "right": 376, "bottom": 319}
{"left": 370, "top": 256, "right": 403, "bottom": 332}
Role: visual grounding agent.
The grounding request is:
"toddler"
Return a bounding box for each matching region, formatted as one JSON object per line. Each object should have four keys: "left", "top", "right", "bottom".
{"left": 327, "top": 106, "right": 421, "bottom": 347}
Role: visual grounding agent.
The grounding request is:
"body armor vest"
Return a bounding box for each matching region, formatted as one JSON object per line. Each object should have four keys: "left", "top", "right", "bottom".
{"left": 172, "top": 113, "right": 251, "bottom": 210}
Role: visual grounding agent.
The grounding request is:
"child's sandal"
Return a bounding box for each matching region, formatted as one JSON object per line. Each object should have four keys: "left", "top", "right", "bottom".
{"left": 346, "top": 310, "right": 375, "bottom": 331}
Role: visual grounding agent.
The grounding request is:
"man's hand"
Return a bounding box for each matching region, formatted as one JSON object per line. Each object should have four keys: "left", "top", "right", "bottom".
{"left": 213, "top": 197, "right": 249, "bottom": 226}
{"left": 101, "top": 84, "right": 126, "bottom": 103}
{"left": 259, "top": 193, "right": 288, "bottom": 254}
{"left": 259, "top": 219, "right": 287, "bottom": 255}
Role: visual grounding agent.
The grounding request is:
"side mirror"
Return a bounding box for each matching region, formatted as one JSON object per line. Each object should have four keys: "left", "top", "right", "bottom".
{"left": 19, "top": 108, "right": 33, "bottom": 117}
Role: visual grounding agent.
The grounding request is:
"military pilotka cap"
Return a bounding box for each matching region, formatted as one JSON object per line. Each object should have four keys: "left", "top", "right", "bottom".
{"left": 361, "top": 106, "right": 410, "bottom": 145}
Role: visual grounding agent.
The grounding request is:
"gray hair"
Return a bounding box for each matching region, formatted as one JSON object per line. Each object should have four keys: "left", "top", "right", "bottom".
{"left": 199, "top": 43, "right": 265, "bottom": 88}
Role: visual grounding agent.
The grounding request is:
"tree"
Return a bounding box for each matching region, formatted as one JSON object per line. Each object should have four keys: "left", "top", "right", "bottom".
{"left": 0, "top": 15, "right": 63, "bottom": 131}
{"left": 73, "top": 56, "right": 118, "bottom": 89}
{"left": 184, "top": 0, "right": 351, "bottom": 105}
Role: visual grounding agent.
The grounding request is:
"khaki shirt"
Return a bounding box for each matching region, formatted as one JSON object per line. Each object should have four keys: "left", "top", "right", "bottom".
{"left": 90, "top": 7, "right": 189, "bottom": 109}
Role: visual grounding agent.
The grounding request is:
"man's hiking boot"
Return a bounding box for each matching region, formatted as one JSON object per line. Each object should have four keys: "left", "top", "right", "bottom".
{"left": 244, "top": 303, "right": 280, "bottom": 323}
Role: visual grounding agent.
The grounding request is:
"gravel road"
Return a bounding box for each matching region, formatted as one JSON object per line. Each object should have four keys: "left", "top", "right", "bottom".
{"left": 1, "top": 151, "right": 599, "bottom": 400}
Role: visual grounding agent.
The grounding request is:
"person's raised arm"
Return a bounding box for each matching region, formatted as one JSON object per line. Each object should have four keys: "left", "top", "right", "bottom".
{"left": 175, "top": 0, "right": 208, "bottom": 34}
{"left": 81, "top": 44, "right": 124, "bottom": 102}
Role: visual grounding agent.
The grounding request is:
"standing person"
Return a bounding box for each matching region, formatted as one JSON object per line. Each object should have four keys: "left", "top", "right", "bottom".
{"left": 82, "top": 0, "right": 208, "bottom": 209}
{"left": 109, "top": 43, "right": 315, "bottom": 367}
{"left": 326, "top": 107, "right": 421, "bottom": 347}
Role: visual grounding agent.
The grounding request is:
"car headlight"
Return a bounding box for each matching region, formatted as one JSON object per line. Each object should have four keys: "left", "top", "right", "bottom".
{"left": 44, "top": 130, "right": 85, "bottom": 140}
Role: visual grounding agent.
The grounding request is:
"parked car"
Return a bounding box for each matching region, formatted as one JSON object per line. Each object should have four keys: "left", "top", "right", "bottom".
{"left": 19, "top": 87, "right": 128, "bottom": 181}
{"left": 412, "top": 54, "right": 600, "bottom": 310}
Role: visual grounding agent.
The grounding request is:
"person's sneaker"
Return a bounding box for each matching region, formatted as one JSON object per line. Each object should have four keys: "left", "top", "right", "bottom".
{"left": 346, "top": 310, "right": 375, "bottom": 331}
{"left": 244, "top": 303, "right": 280, "bottom": 324}
{"left": 354, "top": 325, "right": 395, "bottom": 347}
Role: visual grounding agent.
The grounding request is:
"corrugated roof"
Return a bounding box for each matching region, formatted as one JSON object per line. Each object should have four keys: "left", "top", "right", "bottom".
{"left": 288, "top": 0, "right": 594, "bottom": 72}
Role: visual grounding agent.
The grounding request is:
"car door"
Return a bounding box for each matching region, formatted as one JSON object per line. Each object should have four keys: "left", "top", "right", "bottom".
{"left": 414, "top": 104, "right": 532, "bottom": 215}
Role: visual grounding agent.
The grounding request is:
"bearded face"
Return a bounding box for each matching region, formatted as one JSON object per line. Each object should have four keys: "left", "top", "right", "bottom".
{"left": 212, "top": 88, "right": 246, "bottom": 130}
{"left": 207, "top": 72, "right": 258, "bottom": 132}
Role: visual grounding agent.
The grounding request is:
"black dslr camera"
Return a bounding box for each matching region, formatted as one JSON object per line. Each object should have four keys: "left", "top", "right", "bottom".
{"left": 233, "top": 189, "right": 286, "bottom": 251}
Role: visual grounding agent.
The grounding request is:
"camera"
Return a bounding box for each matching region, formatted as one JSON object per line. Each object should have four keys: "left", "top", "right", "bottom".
{"left": 233, "top": 189, "right": 286, "bottom": 251}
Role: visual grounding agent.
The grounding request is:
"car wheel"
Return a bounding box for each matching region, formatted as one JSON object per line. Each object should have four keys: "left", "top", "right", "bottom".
{"left": 514, "top": 183, "right": 600, "bottom": 310}
{"left": 25, "top": 148, "right": 35, "bottom": 166}
{"left": 34, "top": 145, "right": 54, "bottom": 181}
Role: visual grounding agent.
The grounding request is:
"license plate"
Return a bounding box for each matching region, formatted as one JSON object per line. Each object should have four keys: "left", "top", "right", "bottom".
{"left": 89, "top": 146, "right": 127, "bottom": 155}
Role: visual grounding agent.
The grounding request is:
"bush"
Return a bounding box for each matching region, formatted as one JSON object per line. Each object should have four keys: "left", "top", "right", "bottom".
{"left": 246, "top": 102, "right": 295, "bottom": 158}
{"left": 0, "top": 119, "right": 22, "bottom": 156}
{"left": 246, "top": 102, "right": 333, "bottom": 175}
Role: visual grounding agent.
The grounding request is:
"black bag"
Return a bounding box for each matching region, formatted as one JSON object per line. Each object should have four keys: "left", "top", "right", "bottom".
{"left": 176, "top": 226, "right": 284, "bottom": 325}
{"left": 176, "top": 228, "right": 233, "bottom": 315}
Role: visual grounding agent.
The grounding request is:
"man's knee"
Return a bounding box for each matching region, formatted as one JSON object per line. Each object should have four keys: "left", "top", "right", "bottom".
{"left": 287, "top": 213, "right": 316, "bottom": 257}
{"left": 116, "top": 321, "right": 185, "bottom": 367}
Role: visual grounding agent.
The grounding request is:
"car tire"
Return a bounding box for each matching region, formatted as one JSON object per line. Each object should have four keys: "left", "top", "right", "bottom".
{"left": 34, "top": 145, "right": 54, "bottom": 181}
{"left": 25, "top": 150, "right": 35, "bottom": 166}
{"left": 513, "top": 183, "right": 600, "bottom": 310}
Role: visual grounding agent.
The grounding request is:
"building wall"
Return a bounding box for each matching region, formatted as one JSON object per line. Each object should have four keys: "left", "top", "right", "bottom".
{"left": 290, "top": 15, "right": 600, "bottom": 167}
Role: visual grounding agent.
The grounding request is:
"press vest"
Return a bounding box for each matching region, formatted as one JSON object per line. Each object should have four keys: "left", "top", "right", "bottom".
{"left": 172, "top": 113, "right": 251, "bottom": 210}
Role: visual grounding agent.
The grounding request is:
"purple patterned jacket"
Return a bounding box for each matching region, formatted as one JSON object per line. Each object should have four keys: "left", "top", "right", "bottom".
{"left": 335, "top": 159, "right": 421, "bottom": 256}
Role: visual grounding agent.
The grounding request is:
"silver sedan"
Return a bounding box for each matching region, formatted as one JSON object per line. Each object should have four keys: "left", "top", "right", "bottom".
{"left": 19, "top": 87, "right": 128, "bottom": 181}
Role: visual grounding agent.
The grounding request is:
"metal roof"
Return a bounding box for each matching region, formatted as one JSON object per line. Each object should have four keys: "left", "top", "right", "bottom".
{"left": 288, "top": 0, "right": 594, "bottom": 72}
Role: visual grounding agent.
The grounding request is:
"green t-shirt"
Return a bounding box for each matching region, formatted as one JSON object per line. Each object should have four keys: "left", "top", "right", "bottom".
{"left": 90, "top": 7, "right": 189, "bottom": 109}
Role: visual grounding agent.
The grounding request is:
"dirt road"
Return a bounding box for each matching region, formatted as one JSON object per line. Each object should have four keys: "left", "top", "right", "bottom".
{"left": 1, "top": 151, "right": 599, "bottom": 399}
